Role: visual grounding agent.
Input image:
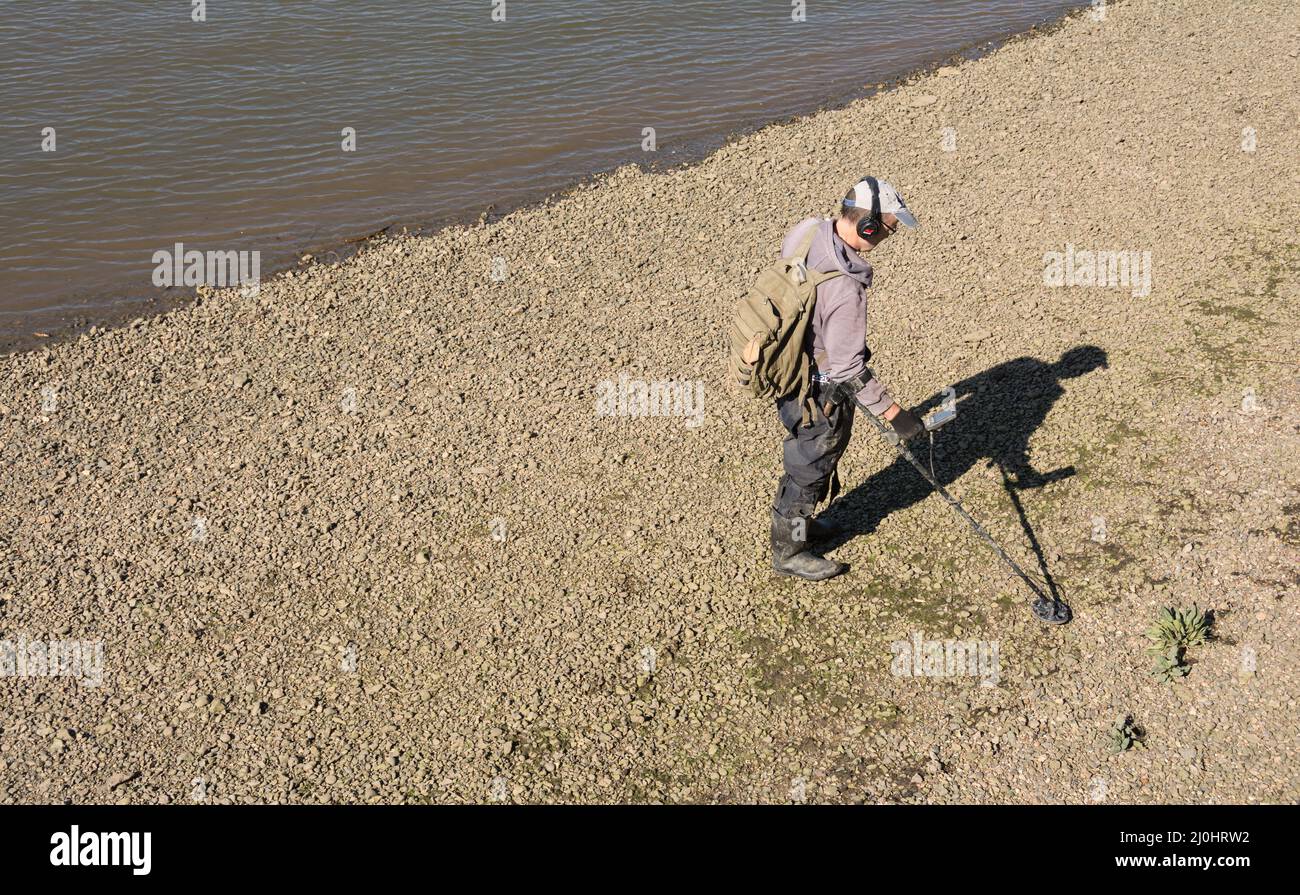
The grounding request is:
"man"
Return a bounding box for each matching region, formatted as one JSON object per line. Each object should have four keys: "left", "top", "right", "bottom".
{"left": 771, "top": 176, "right": 923, "bottom": 581}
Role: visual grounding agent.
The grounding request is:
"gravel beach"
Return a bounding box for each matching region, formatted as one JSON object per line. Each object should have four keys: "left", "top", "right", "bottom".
{"left": 2, "top": 0, "right": 1297, "bottom": 804}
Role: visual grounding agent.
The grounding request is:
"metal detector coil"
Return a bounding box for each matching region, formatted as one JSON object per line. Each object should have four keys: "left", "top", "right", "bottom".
{"left": 1032, "top": 597, "right": 1073, "bottom": 625}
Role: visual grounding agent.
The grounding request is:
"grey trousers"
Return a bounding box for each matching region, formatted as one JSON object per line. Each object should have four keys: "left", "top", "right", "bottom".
{"left": 773, "top": 380, "right": 855, "bottom": 519}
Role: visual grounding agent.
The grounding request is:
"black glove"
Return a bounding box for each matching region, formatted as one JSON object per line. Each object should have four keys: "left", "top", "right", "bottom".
{"left": 889, "top": 408, "right": 925, "bottom": 441}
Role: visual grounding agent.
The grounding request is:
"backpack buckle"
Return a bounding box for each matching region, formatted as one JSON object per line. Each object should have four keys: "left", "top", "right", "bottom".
{"left": 792, "top": 260, "right": 808, "bottom": 284}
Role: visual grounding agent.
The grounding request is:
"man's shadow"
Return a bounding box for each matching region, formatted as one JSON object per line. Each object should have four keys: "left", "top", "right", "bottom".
{"left": 823, "top": 346, "right": 1109, "bottom": 567}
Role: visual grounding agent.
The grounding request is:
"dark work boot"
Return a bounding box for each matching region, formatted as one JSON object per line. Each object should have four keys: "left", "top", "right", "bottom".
{"left": 770, "top": 511, "right": 847, "bottom": 581}
{"left": 807, "top": 515, "right": 844, "bottom": 545}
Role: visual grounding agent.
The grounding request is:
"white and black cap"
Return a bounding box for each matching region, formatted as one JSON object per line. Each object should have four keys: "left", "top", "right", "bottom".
{"left": 844, "top": 177, "right": 919, "bottom": 228}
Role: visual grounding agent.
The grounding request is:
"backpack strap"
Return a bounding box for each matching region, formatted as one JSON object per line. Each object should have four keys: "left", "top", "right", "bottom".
{"left": 793, "top": 223, "right": 820, "bottom": 263}
{"left": 790, "top": 222, "right": 844, "bottom": 427}
{"left": 790, "top": 222, "right": 846, "bottom": 290}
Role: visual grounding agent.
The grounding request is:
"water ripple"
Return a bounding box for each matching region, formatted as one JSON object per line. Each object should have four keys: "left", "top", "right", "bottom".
{"left": 0, "top": 0, "right": 1082, "bottom": 332}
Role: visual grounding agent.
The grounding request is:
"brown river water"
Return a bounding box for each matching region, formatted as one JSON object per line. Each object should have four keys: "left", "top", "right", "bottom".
{"left": 0, "top": 0, "right": 1086, "bottom": 349}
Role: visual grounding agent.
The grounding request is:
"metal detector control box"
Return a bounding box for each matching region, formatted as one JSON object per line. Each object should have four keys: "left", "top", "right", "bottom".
{"left": 925, "top": 407, "right": 957, "bottom": 431}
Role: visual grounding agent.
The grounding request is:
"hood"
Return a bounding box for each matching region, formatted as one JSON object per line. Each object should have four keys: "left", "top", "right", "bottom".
{"left": 817, "top": 218, "right": 873, "bottom": 287}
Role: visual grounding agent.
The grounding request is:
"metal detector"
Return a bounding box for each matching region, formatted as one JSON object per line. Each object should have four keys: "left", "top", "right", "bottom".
{"left": 849, "top": 395, "right": 1072, "bottom": 625}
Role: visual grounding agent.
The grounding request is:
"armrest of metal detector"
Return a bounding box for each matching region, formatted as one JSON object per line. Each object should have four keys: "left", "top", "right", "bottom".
{"left": 823, "top": 380, "right": 898, "bottom": 445}
{"left": 838, "top": 388, "right": 899, "bottom": 445}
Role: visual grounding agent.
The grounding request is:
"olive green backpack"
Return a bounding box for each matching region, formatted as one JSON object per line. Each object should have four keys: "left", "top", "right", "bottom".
{"left": 728, "top": 223, "right": 842, "bottom": 408}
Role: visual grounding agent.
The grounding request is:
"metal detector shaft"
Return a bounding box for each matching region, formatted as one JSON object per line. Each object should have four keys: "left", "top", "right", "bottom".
{"left": 849, "top": 395, "right": 1067, "bottom": 621}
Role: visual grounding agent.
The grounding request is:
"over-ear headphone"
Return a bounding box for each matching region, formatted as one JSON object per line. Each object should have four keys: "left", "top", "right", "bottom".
{"left": 843, "top": 176, "right": 882, "bottom": 240}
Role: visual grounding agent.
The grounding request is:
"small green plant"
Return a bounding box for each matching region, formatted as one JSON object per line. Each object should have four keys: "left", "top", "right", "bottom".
{"left": 1146, "top": 605, "right": 1210, "bottom": 650}
{"left": 1110, "top": 714, "right": 1145, "bottom": 753}
{"left": 1145, "top": 606, "right": 1210, "bottom": 682}
{"left": 1151, "top": 645, "right": 1190, "bottom": 683}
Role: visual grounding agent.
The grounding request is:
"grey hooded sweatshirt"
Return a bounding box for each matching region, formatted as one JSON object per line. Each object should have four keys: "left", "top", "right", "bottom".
{"left": 780, "top": 217, "right": 894, "bottom": 415}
